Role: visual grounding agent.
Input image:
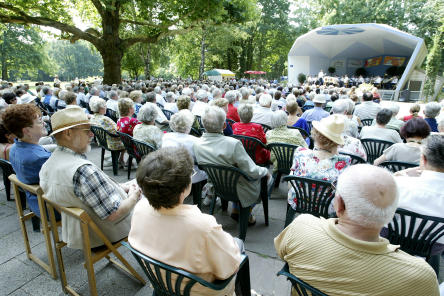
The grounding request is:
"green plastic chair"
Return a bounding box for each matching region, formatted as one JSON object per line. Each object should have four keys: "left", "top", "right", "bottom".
{"left": 132, "top": 139, "right": 156, "bottom": 162}
{"left": 190, "top": 127, "right": 202, "bottom": 137}
{"left": 231, "top": 134, "right": 268, "bottom": 165}
{"left": 90, "top": 126, "right": 123, "bottom": 176}
{"left": 283, "top": 175, "right": 335, "bottom": 227}
{"left": 277, "top": 264, "right": 328, "bottom": 296}
{"left": 360, "top": 139, "right": 394, "bottom": 164}
{"left": 339, "top": 152, "right": 366, "bottom": 165}
{"left": 117, "top": 132, "right": 139, "bottom": 179}
{"left": 379, "top": 161, "right": 417, "bottom": 173}
{"left": 122, "top": 241, "right": 251, "bottom": 296}
{"left": 267, "top": 143, "right": 299, "bottom": 190}
{"left": 198, "top": 164, "right": 269, "bottom": 241}
{"left": 361, "top": 118, "right": 373, "bottom": 126}
{"left": 252, "top": 122, "right": 272, "bottom": 133}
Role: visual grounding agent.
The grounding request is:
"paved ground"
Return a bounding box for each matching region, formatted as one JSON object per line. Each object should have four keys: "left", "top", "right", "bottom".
{"left": 0, "top": 144, "right": 292, "bottom": 296}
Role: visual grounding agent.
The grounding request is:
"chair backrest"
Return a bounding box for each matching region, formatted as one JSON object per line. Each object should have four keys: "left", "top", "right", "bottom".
{"left": 122, "top": 241, "right": 235, "bottom": 295}
{"left": 283, "top": 175, "right": 335, "bottom": 219}
{"left": 252, "top": 122, "right": 272, "bottom": 133}
{"left": 267, "top": 143, "right": 299, "bottom": 174}
{"left": 117, "top": 132, "right": 138, "bottom": 159}
{"left": 361, "top": 118, "right": 373, "bottom": 126}
{"left": 90, "top": 125, "right": 110, "bottom": 149}
{"left": 287, "top": 126, "right": 309, "bottom": 139}
{"left": 277, "top": 264, "right": 328, "bottom": 296}
{"left": 195, "top": 115, "right": 204, "bottom": 129}
{"left": 0, "top": 158, "right": 14, "bottom": 176}
{"left": 360, "top": 138, "right": 394, "bottom": 164}
{"left": 379, "top": 161, "right": 417, "bottom": 173}
{"left": 190, "top": 127, "right": 202, "bottom": 137}
{"left": 338, "top": 152, "right": 366, "bottom": 165}
{"left": 226, "top": 118, "right": 236, "bottom": 128}
{"left": 198, "top": 164, "right": 252, "bottom": 203}
{"left": 323, "top": 106, "right": 332, "bottom": 113}
{"left": 231, "top": 135, "right": 267, "bottom": 164}
{"left": 387, "top": 208, "right": 444, "bottom": 260}
{"left": 106, "top": 109, "right": 118, "bottom": 122}
{"left": 156, "top": 102, "right": 163, "bottom": 109}
{"left": 162, "top": 109, "right": 174, "bottom": 120}
{"left": 132, "top": 139, "right": 156, "bottom": 161}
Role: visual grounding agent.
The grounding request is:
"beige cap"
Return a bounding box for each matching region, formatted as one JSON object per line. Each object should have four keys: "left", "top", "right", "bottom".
{"left": 312, "top": 114, "right": 345, "bottom": 145}
{"left": 50, "top": 106, "right": 90, "bottom": 136}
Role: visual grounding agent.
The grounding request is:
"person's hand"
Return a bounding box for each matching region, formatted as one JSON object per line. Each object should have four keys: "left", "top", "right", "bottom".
{"left": 120, "top": 182, "right": 130, "bottom": 193}
{"left": 128, "top": 183, "right": 142, "bottom": 201}
{"left": 394, "top": 166, "right": 422, "bottom": 177}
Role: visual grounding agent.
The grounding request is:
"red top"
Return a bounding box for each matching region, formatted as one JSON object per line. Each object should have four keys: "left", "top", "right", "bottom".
{"left": 232, "top": 122, "right": 270, "bottom": 165}
{"left": 402, "top": 115, "right": 422, "bottom": 122}
{"left": 117, "top": 116, "right": 140, "bottom": 136}
{"left": 227, "top": 103, "right": 240, "bottom": 122}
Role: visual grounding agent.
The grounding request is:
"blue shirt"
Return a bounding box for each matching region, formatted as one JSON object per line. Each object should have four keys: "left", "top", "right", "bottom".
{"left": 424, "top": 118, "right": 438, "bottom": 132}
{"left": 301, "top": 107, "right": 330, "bottom": 122}
{"left": 9, "top": 140, "right": 51, "bottom": 216}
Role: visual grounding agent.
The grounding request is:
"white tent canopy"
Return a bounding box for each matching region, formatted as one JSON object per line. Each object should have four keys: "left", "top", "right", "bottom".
{"left": 288, "top": 23, "right": 428, "bottom": 100}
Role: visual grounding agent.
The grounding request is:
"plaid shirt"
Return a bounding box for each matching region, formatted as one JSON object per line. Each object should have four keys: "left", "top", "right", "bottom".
{"left": 58, "top": 147, "right": 122, "bottom": 219}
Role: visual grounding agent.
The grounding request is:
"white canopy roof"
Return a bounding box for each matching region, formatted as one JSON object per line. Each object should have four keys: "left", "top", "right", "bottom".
{"left": 288, "top": 23, "right": 428, "bottom": 100}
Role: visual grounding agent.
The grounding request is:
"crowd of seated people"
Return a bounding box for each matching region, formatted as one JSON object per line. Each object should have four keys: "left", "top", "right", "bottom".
{"left": 0, "top": 76, "right": 443, "bottom": 295}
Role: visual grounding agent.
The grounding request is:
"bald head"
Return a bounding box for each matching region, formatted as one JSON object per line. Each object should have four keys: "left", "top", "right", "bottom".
{"left": 336, "top": 164, "right": 398, "bottom": 228}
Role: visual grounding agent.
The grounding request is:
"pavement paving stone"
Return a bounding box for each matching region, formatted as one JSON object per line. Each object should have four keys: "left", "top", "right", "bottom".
{"left": 0, "top": 257, "right": 42, "bottom": 295}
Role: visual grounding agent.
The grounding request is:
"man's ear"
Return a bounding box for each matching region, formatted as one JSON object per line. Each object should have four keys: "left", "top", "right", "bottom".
{"left": 334, "top": 194, "right": 346, "bottom": 217}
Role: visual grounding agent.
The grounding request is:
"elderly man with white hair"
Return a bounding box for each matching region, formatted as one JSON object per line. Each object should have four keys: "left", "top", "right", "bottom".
{"left": 424, "top": 101, "right": 441, "bottom": 132}
{"left": 161, "top": 110, "right": 206, "bottom": 184}
{"left": 163, "top": 92, "right": 178, "bottom": 113}
{"left": 191, "top": 89, "right": 209, "bottom": 117}
{"left": 275, "top": 164, "right": 439, "bottom": 296}
{"left": 238, "top": 87, "right": 255, "bottom": 105}
{"left": 251, "top": 93, "right": 274, "bottom": 127}
{"left": 382, "top": 103, "right": 405, "bottom": 131}
{"left": 193, "top": 106, "right": 270, "bottom": 226}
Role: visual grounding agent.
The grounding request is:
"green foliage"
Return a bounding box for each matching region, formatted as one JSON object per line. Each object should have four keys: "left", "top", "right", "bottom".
{"left": 327, "top": 67, "right": 335, "bottom": 74}
{"left": 297, "top": 73, "right": 306, "bottom": 84}
{"left": 47, "top": 40, "right": 103, "bottom": 80}
{"left": 0, "top": 24, "right": 49, "bottom": 81}
{"left": 355, "top": 68, "right": 367, "bottom": 77}
{"left": 423, "top": 21, "right": 444, "bottom": 101}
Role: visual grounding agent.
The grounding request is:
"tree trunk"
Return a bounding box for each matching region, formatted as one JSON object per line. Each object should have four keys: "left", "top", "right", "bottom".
{"left": 199, "top": 31, "right": 206, "bottom": 80}
{"left": 1, "top": 29, "right": 8, "bottom": 81}
{"left": 1, "top": 62, "right": 8, "bottom": 81}
{"left": 101, "top": 48, "right": 123, "bottom": 84}
{"left": 143, "top": 44, "right": 151, "bottom": 79}
{"left": 100, "top": 6, "right": 123, "bottom": 84}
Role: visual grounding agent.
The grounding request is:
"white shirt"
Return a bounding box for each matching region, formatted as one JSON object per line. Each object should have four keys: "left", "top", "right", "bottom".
{"left": 106, "top": 99, "right": 119, "bottom": 112}
{"left": 164, "top": 102, "right": 178, "bottom": 114}
{"left": 251, "top": 106, "right": 274, "bottom": 127}
{"left": 161, "top": 132, "right": 207, "bottom": 183}
{"left": 191, "top": 101, "right": 208, "bottom": 117}
{"left": 353, "top": 101, "right": 382, "bottom": 120}
{"left": 155, "top": 94, "right": 166, "bottom": 107}
{"left": 396, "top": 170, "right": 444, "bottom": 243}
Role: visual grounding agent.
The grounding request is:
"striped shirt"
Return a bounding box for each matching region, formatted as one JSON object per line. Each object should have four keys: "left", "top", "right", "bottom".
{"left": 275, "top": 214, "right": 439, "bottom": 296}
{"left": 353, "top": 101, "right": 381, "bottom": 120}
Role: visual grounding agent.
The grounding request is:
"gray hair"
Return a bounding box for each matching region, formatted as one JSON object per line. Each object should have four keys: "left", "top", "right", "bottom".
{"left": 90, "top": 87, "right": 98, "bottom": 95}
{"left": 182, "top": 87, "right": 193, "bottom": 96}
{"left": 165, "top": 92, "right": 175, "bottom": 103}
{"left": 259, "top": 93, "right": 272, "bottom": 107}
{"left": 225, "top": 90, "right": 237, "bottom": 103}
{"left": 196, "top": 89, "right": 208, "bottom": 101}
{"left": 337, "top": 164, "right": 399, "bottom": 228}
{"left": 212, "top": 88, "right": 222, "bottom": 99}
{"left": 238, "top": 104, "right": 253, "bottom": 123}
{"left": 154, "top": 86, "right": 161, "bottom": 94}
{"left": 137, "top": 103, "right": 158, "bottom": 123}
{"left": 343, "top": 99, "right": 355, "bottom": 115}
{"left": 422, "top": 134, "right": 444, "bottom": 169}
{"left": 271, "top": 110, "right": 287, "bottom": 128}
{"left": 386, "top": 103, "right": 400, "bottom": 116}
{"left": 109, "top": 90, "right": 118, "bottom": 100}
{"left": 424, "top": 102, "right": 441, "bottom": 118}
{"left": 240, "top": 87, "right": 250, "bottom": 99}
{"left": 170, "top": 109, "right": 194, "bottom": 134}
{"left": 89, "top": 96, "right": 106, "bottom": 113}
{"left": 331, "top": 99, "right": 348, "bottom": 114}
{"left": 202, "top": 106, "right": 226, "bottom": 133}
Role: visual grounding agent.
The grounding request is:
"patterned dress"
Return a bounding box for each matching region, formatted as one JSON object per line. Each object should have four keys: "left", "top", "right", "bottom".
{"left": 90, "top": 114, "right": 124, "bottom": 150}
{"left": 133, "top": 124, "right": 163, "bottom": 149}
{"left": 288, "top": 147, "right": 351, "bottom": 210}
{"left": 117, "top": 116, "right": 140, "bottom": 136}
{"left": 338, "top": 135, "right": 367, "bottom": 161}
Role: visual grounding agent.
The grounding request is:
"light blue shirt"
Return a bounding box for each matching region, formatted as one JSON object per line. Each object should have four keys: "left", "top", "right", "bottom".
{"left": 301, "top": 107, "right": 329, "bottom": 122}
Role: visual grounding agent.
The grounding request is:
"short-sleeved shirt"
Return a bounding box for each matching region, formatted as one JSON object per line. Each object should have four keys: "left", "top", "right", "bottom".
{"left": 383, "top": 143, "right": 421, "bottom": 164}
{"left": 117, "top": 116, "right": 140, "bottom": 136}
{"left": 360, "top": 126, "right": 402, "bottom": 143}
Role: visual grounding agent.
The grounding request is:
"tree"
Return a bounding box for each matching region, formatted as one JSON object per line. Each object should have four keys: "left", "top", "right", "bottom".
{"left": 0, "top": 0, "right": 256, "bottom": 84}
{"left": 423, "top": 22, "right": 444, "bottom": 101}
{"left": 48, "top": 40, "right": 103, "bottom": 80}
{"left": 0, "top": 24, "right": 47, "bottom": 80}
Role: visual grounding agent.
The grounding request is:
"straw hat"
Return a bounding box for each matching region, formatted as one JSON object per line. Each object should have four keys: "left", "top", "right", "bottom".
{"left": 313, "top": 94, "right": 326, "bottom": 104}
{"left": 50, "top": 106, "right": 90, "bottom": 136}
{"left": 312, "top": 114, "right": 345, "bottom": 145}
